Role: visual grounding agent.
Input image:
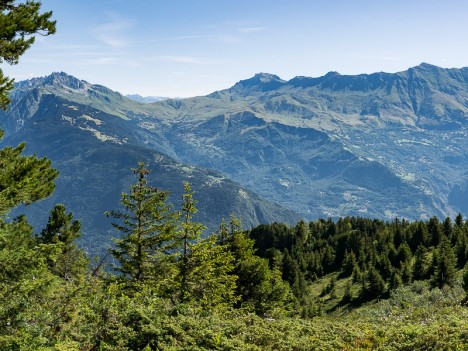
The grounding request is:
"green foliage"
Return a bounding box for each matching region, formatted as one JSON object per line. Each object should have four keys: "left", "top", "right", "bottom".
{"left": 1, "top": 152, "right": 468, "bottom": 349}
{"left": 412, "top": 245, "right": 429, "bottom": 281}
{"left": 432, "top": 236, "right": 458, "bottom": 288}
{"left": 341, "top": 281, "right": 353, "bottom": 303}
{"left": 361, "top": 265, "right": 386, "bottom": 299}
{"left": 248, "top": 215, "right": 468, "bottom": 308}
{"left": 108, "top": 162, "right": 179, "bottom": 288}
{"left": 0, "top": 140, "right": 58, "bottom": 216}
{"left": 463, "top": 262, "right": 468, "bottom": 298}
{"left": 177, "top": 181, "right": 206, "bottom": 302}
{"left": 180, "top": 234, "right": 237, "bottom": 309}
{"left": 0, "top": 213, "right": 88, "bottom": 350}
{"left": 39, "top": 204, "right": 88, "bottom": 282}
{"left": 221, "top": 217, "right": 292, "bottom": 315}
{"left": 55, "top": 280, "right": 468, "bottom": 350}
{"left": 0, "top": 0, "right": 56, "bottom": 109}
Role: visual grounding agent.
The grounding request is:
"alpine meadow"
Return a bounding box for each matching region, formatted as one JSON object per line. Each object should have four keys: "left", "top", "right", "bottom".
{"left": 1, "top": 1, "right": 468, "bottom": 350}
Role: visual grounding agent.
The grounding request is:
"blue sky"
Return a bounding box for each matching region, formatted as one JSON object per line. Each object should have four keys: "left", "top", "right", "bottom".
{"left": 3, "top": 0, "right": 468, "bottom": 97}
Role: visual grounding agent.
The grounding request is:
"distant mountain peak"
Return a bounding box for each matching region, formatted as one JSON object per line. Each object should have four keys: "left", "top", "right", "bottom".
{"left": 15, "top": 71, "right": 89, "bottom": 91}
{"left": 417, "top": 62, "right": 437, "bottom": 68}
{"left": 253, "top": 72, "right": 283, "bottom": 82}
{"left": 411, "top": 62, "right": 441, "bottom": 72}
{"left": 324, "top": 71, "right": 341, "bottom": 77}
{"left": 232, "top": 72, "right": 286, "bottom": 92}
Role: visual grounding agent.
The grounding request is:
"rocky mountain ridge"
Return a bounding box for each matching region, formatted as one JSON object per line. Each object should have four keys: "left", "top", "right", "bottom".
{"left": 129, "top": 63, "right": 468, "bottom": 219}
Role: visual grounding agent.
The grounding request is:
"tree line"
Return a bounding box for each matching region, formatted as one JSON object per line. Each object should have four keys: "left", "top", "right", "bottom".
{"left": 250, "top": 214, "right": 468, "bottom": 315}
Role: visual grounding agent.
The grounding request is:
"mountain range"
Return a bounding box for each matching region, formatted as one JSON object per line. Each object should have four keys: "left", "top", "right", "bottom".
{"left": 1, "top": 63, "right": 467, "bottom": 253}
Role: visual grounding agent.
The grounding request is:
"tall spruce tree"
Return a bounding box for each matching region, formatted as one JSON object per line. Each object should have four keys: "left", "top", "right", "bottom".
{"left": 413, "top": 245, "right": 428, "bottom": 281}
{"left": 364, "top": 265, "right": 386, "bottom": 299}
{"left": 1, "top": 0, "right": 58, "bottom": 218}
{"left": 178, "top": 182, "right": 205, "bottom": 302}
{"left": 108, "top": 163, "right": 179, "bottom": 288}
{"left": 175, "top": 182, "right": 237, "bottom": 308}
{"left": 432, "top": 236, "right": 457, "bottom": 288}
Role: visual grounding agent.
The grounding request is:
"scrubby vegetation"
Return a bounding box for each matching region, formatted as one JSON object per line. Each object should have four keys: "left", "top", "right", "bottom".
{"left": 1, "top": 157, "right": 468, "bottom": 350}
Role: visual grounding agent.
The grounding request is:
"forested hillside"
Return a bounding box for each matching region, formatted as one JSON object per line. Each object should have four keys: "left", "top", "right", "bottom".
{"left": 250, "top": 214, "right": 468, "bottom": 313}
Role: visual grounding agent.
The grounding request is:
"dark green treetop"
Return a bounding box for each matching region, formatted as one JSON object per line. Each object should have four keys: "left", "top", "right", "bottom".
{"left": 39, "top": 204, "right": 88, "bottom": 282}
{"left": 108, "top": 162, "right": 179, "bottom": 286}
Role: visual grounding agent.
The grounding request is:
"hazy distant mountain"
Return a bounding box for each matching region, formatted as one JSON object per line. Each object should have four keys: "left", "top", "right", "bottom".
{"left": 1, "top": 64, "right": 467, "bottom": 255}
{"left": 125, "top": 94, "right": 169, "bottom": 103}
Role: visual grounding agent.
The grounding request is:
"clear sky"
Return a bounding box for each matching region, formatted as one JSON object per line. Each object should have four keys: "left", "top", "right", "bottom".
{"left": 3, "top": 0, "right": 468, "bottom": 97}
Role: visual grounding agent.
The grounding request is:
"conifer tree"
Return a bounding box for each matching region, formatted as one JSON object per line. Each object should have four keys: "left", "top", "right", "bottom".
{"left": 108, "top": 163, "right": 179, "bottom": 288}
{"left": 397, "top": 242, "right": 412, "bottom": 269}
{"left": 0, "top": 0, "right": 58, "bottom": 214}
{"left": 443, "top": 217, "right": 453, "bottom": 242}
{"left": 0, "top": 216, "right": 66, "bottom": 347}
{"left": 412, "top": 220, "right": 430, "bottom": 250}
{"left": 432, "top": 236, "right": 457, "bottom": 288}
{"left": 428, "top": 217, "right": 443, "bottom": 247}
{"left": 378, "top": 254, "right": 393, "bottom": 281}
{"left": 1, "top": 0, "right": 56, "bottom": 109}
{"left": 176, "top": 182, "right": 237, "bottom": 307}
{"left": 179, "top": 234, "right": 237, "bottom": 309}
{"left": 455, "top": 231, "right": 468, "bottom": 268}
{"left": 401, "top": 260, "right": 413, "bottom": 285}
{"left": 177, "top": 182, "right": 205, "bottom": 302}
{"left": 0, "top": 2, "right": 61, "bottom": 346}
{"left": 455, "top": 213, "right": 463, "bottom": 227}
{"left": 361, "top": 265, "right": 386, "bottom": 299}
{"left": 413, "top": 245, "right": 428, "bottom": 281}
{"left": 0, "top": 135, "right": 58, "bottom": 216}
{"left": 341, "top": 250, "right": 357, "bottom": 277}
{"left": 462, "top": 262, "right": 468, "bottom": 300}
{"left": 352, "top": 262, "right": 362, "bottom": 284}
{"left": 389, "top": 270, "right": 402, "bottom": 290}
{"left": 221, "top": 217, "right": 291, "bottom": 314}
{"left": 39, "top": 204, "right": 88, "bottom": 282}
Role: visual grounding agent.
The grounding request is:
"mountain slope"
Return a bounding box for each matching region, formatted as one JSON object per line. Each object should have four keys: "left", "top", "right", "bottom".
{"left": 130, "top": 64, "right": 467, "bottom": 219}
{"left": 2, "top": 64, "right": 467, "bottom": 236}
{"left": 0, "top": 79, "right": 300, "bottom": 255}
